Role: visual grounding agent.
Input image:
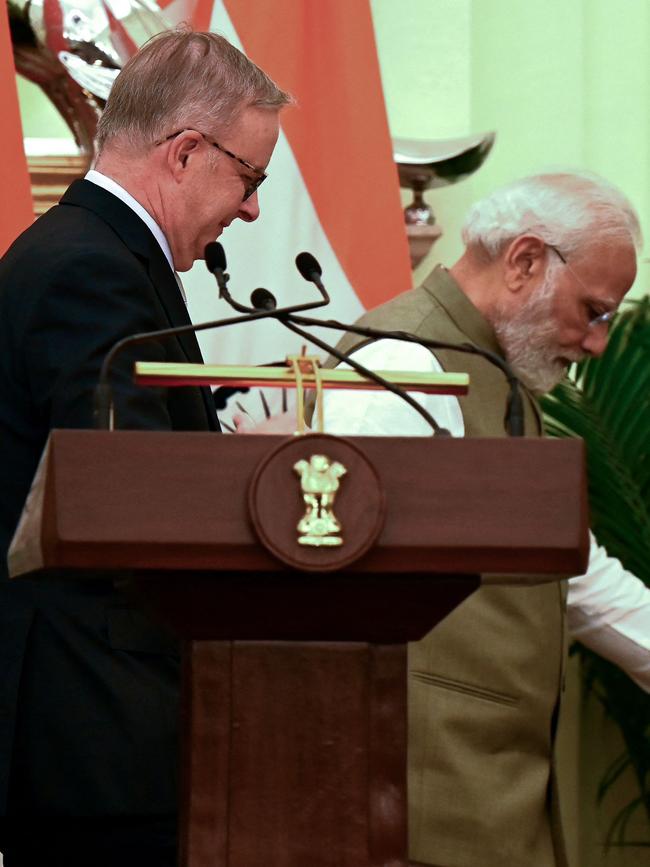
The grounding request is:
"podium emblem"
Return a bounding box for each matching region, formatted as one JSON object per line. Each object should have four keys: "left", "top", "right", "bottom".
{"left": 248, "top": 433, "right": 385, "bottom": 572}
{"left": 293, "top": 454, "right": 347, "bottom": 546}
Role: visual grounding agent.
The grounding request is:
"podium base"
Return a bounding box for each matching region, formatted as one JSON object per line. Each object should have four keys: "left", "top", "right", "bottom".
{"left": 180, "top": 640, "right": 408, "bottom": 867}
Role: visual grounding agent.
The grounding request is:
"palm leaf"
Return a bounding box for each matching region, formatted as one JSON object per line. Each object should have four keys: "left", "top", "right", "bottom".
{"left": 541, "top": 297, "right": 650, "bottom": 845}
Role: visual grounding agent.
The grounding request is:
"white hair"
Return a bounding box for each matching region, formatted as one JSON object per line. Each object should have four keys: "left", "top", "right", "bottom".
{"left": 462, "top": 172, "right": 642, "bottom": 259}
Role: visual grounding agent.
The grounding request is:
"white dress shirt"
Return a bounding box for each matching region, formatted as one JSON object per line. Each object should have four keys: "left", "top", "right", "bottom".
{"left": 323, "top": 337, "right": 650, "bottom": 693}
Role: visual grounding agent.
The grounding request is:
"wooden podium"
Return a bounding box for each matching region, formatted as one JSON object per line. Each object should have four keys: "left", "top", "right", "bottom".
{"left": 9, "top": 429, "right": 589, "bottom": 867}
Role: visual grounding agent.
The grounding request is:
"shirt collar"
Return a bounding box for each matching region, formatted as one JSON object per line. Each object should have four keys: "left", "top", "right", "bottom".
{"left": 84, "top": 170, "right": 186, "bottom": 302}
{"left": 84, "top": 170, "right": 174, "bottom": 272}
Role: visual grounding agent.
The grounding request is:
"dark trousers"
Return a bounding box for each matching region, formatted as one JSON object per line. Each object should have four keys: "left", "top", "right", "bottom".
{"left": 0, "top": 815, "right": 177, "bottom": 867}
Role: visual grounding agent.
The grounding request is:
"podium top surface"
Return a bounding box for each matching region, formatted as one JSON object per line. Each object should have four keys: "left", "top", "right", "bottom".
{"left": 9, "top": 429, "right": 589, "bottom": 581}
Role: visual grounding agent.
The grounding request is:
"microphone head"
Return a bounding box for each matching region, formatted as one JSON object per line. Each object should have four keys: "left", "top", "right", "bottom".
{"left": 205, "top": 242, "right": 227, "bottom": 274}
{"left": 250, "top": 287, "right": 277, "bottom": 311}
{"left": 295, "top": 251, "right": 322, "bottom": 281}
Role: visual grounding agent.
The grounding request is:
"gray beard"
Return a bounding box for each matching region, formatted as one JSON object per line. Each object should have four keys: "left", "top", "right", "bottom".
{"left": 491, "top": 275, "right": 578, "bottom": 394}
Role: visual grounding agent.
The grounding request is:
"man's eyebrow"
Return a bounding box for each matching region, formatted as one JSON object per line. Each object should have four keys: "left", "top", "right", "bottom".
{"left": 587, "top": 295, "right": 617, "bottom": 310}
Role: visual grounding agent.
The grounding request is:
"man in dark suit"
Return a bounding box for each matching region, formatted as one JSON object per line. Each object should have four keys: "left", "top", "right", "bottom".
{"left": 0, "top": 28, "right": 290, "bottom": 866}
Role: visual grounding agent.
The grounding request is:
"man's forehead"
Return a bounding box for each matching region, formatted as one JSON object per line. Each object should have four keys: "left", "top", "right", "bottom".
{"left": 571, "top": 239, "right": 637, "bottom": 299}
{"left": 228, "top": 105, "right": 280, "bottom": 137}
{"left": 225, "top": 106, "right": 280, "bottom": 163}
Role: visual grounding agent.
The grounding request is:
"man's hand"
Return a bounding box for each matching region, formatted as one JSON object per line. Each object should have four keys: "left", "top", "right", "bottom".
{"left": 233, "top": 411, "right": 299, "bottom": 435}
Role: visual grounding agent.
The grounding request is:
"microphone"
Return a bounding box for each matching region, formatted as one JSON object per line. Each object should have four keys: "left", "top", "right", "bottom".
{"left": 296, "top": 252, "right": 329, "bottom": 303}
{"left": 205, "top": 241, "right": 227, "bottom": 274}
{"left": 207, "top": 245, "right": 329, "bottom": 316}
{"left": 205, "top": 241, "right": 229, "bottom": 298}
{"left": 295, "top": 252, "right": 321, "bottom": 282}
{"left": 94, "top": 247, "right": 522, "bottom": 437}
{"left": 250, "top": 288, "right": 277, "bottom": 311}
{"left": 205, "top": 242, "right": 255, "bottom": 313}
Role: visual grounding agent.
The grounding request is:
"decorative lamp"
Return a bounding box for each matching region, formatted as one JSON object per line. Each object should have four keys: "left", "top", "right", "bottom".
{"left": 394, "top": 131, "right": 495, "bottom": 268}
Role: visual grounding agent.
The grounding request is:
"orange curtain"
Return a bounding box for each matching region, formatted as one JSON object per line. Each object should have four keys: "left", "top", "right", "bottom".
{"left": 221, "top": 0, "right": 411, "bottom": 308}
{"left": 0, "top": 2, "right": 33, "bottom": 254}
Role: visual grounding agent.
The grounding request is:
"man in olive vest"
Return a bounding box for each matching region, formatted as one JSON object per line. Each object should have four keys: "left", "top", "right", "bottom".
{"left": 323, "top": 173, "right": 649, "bottom": 867}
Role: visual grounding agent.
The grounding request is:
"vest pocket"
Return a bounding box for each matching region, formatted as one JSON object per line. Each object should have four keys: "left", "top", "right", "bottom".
{"left": 410, "top": 670, "right": 519, "bottom": 707}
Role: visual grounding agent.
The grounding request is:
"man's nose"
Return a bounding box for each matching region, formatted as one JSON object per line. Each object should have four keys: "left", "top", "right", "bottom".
{"left": 238, "top": 191, "right": 260, "bottom": 223}
{"left": 581, "top": 323, "right": 610, "bottom": 357}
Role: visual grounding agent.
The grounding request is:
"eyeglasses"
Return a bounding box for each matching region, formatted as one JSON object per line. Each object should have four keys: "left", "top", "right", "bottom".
{"left": 158, "top": 128, "right": 267, "bottom": 201}
{"left": 546, "top": 244, "right": 617, "bottom": 328}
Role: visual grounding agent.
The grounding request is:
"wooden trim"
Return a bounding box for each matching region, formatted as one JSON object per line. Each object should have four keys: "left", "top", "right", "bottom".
{"left": 27, "top": 154, "right": 88, "bottom": 216}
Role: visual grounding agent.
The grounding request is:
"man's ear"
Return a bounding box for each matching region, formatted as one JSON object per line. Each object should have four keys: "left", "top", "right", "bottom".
{"left": 166, "top": 131, "right": 203, "bottom": 181}
{"left": 502, "top": 235, "right": 548, "bottom": 293}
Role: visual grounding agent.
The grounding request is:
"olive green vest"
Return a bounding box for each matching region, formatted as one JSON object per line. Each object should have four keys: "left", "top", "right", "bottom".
{"left": 333, "top": 266, "right": 568, "bottom": 867}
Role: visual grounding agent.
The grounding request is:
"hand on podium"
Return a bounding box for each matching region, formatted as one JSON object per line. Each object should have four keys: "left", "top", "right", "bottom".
{"left": 233, "top": 410, "right": 298, "bottom": 435}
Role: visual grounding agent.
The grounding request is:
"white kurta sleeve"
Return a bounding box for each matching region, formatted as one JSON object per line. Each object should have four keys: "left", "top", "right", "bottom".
{"left": 322, "top": 338, "right": 465, "bottom": 437}
{"left": 568, "top": 533, "right": 650, "bottom": 692}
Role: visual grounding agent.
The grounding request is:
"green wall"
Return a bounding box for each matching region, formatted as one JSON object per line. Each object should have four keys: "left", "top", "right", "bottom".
{"left": 371, "top": 0, "right": 650, "bottom": 299}
{"left": 17, "top": 75, "right": 71, "bottom": 140}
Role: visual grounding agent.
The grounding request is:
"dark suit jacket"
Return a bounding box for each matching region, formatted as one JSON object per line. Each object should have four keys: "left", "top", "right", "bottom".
{"left": 0, "top": 180, "right": 219, "bottom": 815}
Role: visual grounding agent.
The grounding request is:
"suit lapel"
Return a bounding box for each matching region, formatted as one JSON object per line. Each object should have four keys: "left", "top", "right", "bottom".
{"left": 60, "top": 180, "right": 219, "bottom": 430}
{"left": 144, "top": 247, "right": 203, "bottom": 364}
{"left": 145, "top": 253, "right": 220, "bottom": 430}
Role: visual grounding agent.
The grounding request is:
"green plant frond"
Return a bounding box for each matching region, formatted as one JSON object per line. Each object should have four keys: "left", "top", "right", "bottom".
{"left": 602, "top": 349, "right": 650, "bottom": 442}
{"left": 582, "top": 327, "right": 629, "bottom": 408}
{"left": 618, "top": 403, "right": 650, "bottom": 459}
{"left": 543, "top": 299, "right": 650, "bottom": 845}
{"left": 590, "top": 499, "right": 650, "bottom": 578}
{"left": 573, "top": 340, "right": 650, "bottom": 442}
{"left": 580, "top": 299, "right": 650, "bottom": 404}
{"left": 542, "top": 394, "right": 610, "bottom": 441}
{"left": 543, "top": 350, "right": 650, "bottom": 580}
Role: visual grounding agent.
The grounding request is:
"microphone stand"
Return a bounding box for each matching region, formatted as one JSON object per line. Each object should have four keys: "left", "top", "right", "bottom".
{"left": 95, "top": 246, "right": 523, "bottom": 437}
{"left": 94, "top": 272, "right": 447, "bottom": 435}
{"left": 281, "top": 314, "right": 525, "bottom": 437}
{"left": 274, "top": 315, "right": 450, "bottom": 436}
{"left": 209, "top": 262, "right": 449, "bottom": 435}
{"left": 210, "top": 270, "right": 522, "bottom": 437}
{"left": 206, "top": 245, "right": 521, "bottom": 435}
